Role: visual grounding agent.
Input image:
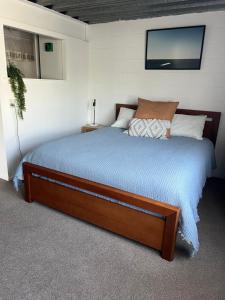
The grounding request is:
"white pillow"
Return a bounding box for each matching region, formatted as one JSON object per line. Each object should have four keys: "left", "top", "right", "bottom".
{"left": 111, "top": 107, "right": 136, "bottom": 129}
{"left": 171, "top": 114, "right": 207, "bottom": 140}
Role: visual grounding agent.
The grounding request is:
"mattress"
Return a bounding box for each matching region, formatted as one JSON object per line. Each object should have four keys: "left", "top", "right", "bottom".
{"left": 14, "top": 127, "right": 215, "bottom": 254}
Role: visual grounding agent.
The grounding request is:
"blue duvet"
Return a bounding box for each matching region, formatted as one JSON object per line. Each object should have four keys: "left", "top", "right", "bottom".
{"left": 14, "top": 127, "right": 215, "bottom": 255}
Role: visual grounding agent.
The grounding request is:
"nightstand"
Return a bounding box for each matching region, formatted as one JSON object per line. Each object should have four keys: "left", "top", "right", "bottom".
{"left": 81, "top": 124, "right": 105, "bottom": 133}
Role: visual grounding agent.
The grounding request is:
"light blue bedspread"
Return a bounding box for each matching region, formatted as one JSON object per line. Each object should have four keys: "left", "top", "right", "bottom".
{"left": 14, "top": 127, "right": 215, "bottom": 255}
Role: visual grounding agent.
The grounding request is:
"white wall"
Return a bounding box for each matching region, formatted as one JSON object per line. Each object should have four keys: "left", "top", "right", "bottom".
{"left": 39, "top": 36, "right": 63, "bottom": 80}
{"left": 88, "top": 11, "right": 225, "bottom": 178}
{"left": 0, "top": 97, "right": 8, "bottom": 180}
{"left": 0, "top": 0, "right": 89, "bottom": 180}
{"left": 1, "top": 2, "right": 224, "bottom": 180}
{"left": 0, "top": 0, "right": 86, "bottom": 40}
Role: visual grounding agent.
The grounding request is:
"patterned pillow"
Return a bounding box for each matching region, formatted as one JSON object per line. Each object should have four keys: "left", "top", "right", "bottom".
{"left": 128, "top": 118, "right": 171, "bottom": 139}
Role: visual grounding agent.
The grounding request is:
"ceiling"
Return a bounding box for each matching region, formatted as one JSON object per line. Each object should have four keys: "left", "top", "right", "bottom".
{"left": 28, "top": 0, "right": 225, "bottom": 24}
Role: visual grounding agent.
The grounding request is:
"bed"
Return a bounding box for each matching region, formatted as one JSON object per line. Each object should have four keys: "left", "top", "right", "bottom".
{"left": 14, "top": 104, "right": 221, "bottom": 261}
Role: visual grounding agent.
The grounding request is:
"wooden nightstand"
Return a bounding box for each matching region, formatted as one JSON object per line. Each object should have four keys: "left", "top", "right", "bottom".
{"left": 81, "top": 124, "right": 105, "bottom": 133}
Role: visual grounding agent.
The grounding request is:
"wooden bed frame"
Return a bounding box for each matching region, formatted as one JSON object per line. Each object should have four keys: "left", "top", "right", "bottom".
{"left": 23, "top": 104, "right": 221, "bottom": 261}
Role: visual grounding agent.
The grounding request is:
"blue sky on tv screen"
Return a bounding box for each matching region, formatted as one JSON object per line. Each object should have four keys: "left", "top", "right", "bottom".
{"left": 147, "top": 27, "right": 204, "bottom": 60}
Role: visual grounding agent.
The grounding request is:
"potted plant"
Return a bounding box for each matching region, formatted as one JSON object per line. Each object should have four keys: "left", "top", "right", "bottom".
{"left": 7, "top": 62, "right": 27, "bottom": 119}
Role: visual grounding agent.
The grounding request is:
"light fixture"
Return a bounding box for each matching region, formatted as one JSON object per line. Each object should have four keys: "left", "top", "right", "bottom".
{"left": 91, "top": 99, "right": 96, "bottom": 126}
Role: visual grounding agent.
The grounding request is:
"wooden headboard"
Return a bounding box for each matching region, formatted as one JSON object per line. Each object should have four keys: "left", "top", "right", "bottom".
{"left": 116, "top": 103, "right": 221, "bottom": 146}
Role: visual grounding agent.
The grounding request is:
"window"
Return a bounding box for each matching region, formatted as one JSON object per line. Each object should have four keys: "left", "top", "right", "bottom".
{"left": 4, "top": 26, "right": 63, "bottom": 80}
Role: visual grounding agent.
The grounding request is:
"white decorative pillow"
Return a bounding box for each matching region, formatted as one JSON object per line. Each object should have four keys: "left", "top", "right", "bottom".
{"left": 111, "top": 107, "right": 136, "bottom": 129}
{"left": 171, "top": 114, "right": 207, "bottom": 140}
{"left": 128, "top": 118, "right": 171, "bottom": 139}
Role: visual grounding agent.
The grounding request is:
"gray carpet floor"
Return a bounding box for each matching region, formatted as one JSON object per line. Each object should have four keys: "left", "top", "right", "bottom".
{"left": 0, "top": 179, "right": 225, "bottom": 300}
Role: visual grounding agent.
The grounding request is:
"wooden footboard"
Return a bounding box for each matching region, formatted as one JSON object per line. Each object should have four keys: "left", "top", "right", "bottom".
{"left": 23, "top": 162, "right": 180, "bottom": 261}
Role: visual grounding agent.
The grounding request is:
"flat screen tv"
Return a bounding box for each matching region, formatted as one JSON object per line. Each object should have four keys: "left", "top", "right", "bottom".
{"left": 145, "top": 25, "right": 205, "bottom": 70}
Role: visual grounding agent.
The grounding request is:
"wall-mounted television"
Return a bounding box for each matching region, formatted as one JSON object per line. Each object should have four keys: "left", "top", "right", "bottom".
{"left": 145, "top": 25, "right": 205, "bottom": 70}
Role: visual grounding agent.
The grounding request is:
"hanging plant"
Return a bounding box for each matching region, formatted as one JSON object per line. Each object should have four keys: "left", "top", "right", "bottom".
{"left": 7, "top": 62, "right": 27, "bottom": 120}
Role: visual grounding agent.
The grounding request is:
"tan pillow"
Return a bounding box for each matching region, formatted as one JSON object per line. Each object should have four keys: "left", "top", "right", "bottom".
{"left": 135, "top": 98, "right": 179, "bottom": 121}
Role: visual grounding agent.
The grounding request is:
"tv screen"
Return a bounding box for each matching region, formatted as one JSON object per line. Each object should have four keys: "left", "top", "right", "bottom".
{"left": 145, "top": 25, "right": 205, "bottom": 70}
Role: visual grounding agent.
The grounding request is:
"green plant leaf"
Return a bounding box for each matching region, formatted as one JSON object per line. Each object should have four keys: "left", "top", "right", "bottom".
{"left": 7, "top": 62, "right": 27, "bottom": 120}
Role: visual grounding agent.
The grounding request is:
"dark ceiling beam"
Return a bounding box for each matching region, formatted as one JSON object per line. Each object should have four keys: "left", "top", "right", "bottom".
{"left": 65, "top": 0, "right": 225, "bottom": 19}
{"left": 35, "top": 0, "right": 52, "bottom": 4}
{"left": 37, "top": 0, "right": 207, "bottom": 12}
{"left": 45, "top": 4, "right": 53, "bottom": 9}
{"left": 56, "top": 0, "right": 187, "bottom": 18}
{"left": 47, "top": 0, "right": 201, "bottom": 10}
{"left": 36, "top": 0, "right": 170, "bottom": 8}
{"left": 29, "top": 0, "right": 225, "bottom": 24}
{"left": 86, "top": 3, "right": 225, "bottom": 23}
{"left": 58, "top": 0, "right": 187, "bottom": 12}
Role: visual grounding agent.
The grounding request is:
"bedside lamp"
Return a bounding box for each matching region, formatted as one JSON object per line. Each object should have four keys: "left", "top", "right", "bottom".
{"left": 91, "top": 99, "right": 97, "bottom": 126}
{"left": 82, "top": 99, "right": 105, "bottom": 132}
